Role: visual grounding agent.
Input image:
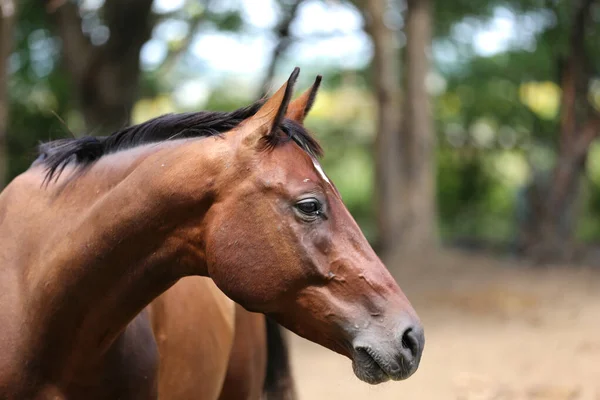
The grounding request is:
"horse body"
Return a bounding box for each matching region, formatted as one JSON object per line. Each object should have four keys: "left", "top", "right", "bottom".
{"left": 149, "top": 277, "right": 283, "bottom": 400}
{"left": 150, "top": 277, "right": 235, "bottom": 399}
{"left": 0, "top": 157, "right": 167, "bottom": 399}
{"left": 0, "top": 69, "right": 424, "bottom": 399}
{"left": 150, "top": 277, "right": 246, "bottom": 400}
{"left": 0, "top": 157, "right": 277, "bottom": 400}
{"left": 217, "top": 304, "right": 269, "bottom": 400}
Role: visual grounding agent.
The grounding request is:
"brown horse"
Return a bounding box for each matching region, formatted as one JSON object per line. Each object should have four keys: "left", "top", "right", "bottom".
{"left": 148, "top": 276, "right": 294, "bottom": 400}
{"left": 149, "top": 277, "right": 237, "bottom": 399}
{"left": 0, "top": 69, "right": 424, "bottom": 399}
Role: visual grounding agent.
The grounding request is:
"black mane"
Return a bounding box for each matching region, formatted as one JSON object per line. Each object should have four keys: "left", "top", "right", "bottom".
{"left": 38, "top": 100, "right": 323, "bottom": 183}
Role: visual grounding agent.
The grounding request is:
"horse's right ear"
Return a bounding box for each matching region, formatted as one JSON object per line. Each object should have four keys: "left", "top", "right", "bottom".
{"left": 286, "top": 75, "right": 322, "bottom": 124}
{"left": 242, "top": 68, "right": 300, "bottom": 146}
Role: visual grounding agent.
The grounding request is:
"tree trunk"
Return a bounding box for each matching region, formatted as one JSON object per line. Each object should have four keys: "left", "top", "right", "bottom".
{"left": 0, "top": 0, "right": 15, "bottom": 189}
{"left": 362, "top": 0, "right": 404, "bottom": 258}
{"left": 522, "top": 0, "right": 600, "bottom": 263}
{"left": 399, "top": 0, "right": 438, "bottom": 252}
{"left": 47, "top": 0, "right": 154, "bottom": 133}
{"left": 362, "top": 0, "right": 437, "bottom": 259}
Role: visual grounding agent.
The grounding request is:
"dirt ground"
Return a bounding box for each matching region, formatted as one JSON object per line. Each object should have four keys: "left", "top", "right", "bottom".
{"left": 287, "top": 250, "right": 600, "bottom": 400}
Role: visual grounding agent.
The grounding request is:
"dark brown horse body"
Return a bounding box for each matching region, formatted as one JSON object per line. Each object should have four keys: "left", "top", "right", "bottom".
{"left": 149, "top": 277, "right": 281, "bottom": 400}
{"left": 0, "top": 69, "right": 424, "bottom": 399}
{"left": 150, "top": 278, "right": 238, "bottom": 399}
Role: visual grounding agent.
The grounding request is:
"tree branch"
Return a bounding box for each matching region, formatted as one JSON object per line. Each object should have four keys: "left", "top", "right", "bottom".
{"left": 258, "top": 0, "right": 305, "bottom": 98}
{"left": 574, "top": 113, "right": 600, "bottom": 157}
{"left": 156, "top": 10, "right": 207, "bottom": 78}
{"left": 559, "top": 0, "right": 595, "bottom": 151}
{"left": 543, "top": 0, "right": 597, "bottom": 231}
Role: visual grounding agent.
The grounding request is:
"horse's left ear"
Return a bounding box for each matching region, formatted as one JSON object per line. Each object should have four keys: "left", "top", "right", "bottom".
{"left": 242, "top": 67, "right": 300, "bottom": 145}
{"left": 286, "top": 75, "right": 322, "bottom": 124}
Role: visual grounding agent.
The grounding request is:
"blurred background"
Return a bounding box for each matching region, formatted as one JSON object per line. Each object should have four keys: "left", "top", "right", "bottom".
{"left": 1, "top": 0, "right": 599, "bottom": 398}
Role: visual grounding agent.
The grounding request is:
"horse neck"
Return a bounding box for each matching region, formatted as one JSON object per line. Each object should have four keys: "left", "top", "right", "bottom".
{"left": 20, "top": 138, "right": 232, "bottom": 371}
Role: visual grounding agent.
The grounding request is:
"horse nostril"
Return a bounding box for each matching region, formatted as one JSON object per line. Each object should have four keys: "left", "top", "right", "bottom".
{"left": 400, "top": 326, "right": 423, "bottom": 361}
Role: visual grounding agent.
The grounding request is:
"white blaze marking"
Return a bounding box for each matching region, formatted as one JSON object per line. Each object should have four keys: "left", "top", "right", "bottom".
{"left": 311, "top": 157, "right": 331, "bottom": 184}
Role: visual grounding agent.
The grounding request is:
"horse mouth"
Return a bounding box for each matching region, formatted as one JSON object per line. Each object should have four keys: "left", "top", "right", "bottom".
{"left": 351, "top": 347, "right": 416, "bottom": 384}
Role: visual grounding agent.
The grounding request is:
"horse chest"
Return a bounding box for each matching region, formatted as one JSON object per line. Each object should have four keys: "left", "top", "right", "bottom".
{"left": 61, "top": 314, "right": 159, "bottom": 400}
{"left": 0, "top": 314, "right": 159, "bottom": 400}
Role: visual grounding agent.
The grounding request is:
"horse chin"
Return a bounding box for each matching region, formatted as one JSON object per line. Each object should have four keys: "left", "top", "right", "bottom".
{"left": 351, "top": 347, "right": 392, "bottom": 384}
{"left": 351, "top": 346, "right": 416, "bottom": 384}
{"left": 352, "top": 360, "right": 391, "bottom": 385}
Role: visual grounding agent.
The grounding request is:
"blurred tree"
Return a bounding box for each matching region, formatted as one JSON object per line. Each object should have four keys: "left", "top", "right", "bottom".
{"left": 259, "top": 0, "right": 306, "bottom": 97}
{"left": 6, "top": 0, "right": 600, "bottom": 259}
{"left": 401, "top": 0, "right": 437, "bottom": 251}
{"left": 5, "top": 1, "right": 78, "bottom": 182}
{"left": 520, "top": 0, "right": 600, "bottom": 262}
{"left": 361, "top": 0, "right": 404, "bottom": 257}
{"left": 45, "top": 0, "right": 155, "bottom": 132}
{"left": 362, "top": 0, "right": 437, "bottom": 258}
{"left": 0, "top": 0, "right": 15, "bottom": 187}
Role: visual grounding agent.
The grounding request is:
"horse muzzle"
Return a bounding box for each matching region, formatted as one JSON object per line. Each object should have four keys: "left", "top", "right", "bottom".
{"left": 350, "top": 320, "right": 424, "bottom": 384}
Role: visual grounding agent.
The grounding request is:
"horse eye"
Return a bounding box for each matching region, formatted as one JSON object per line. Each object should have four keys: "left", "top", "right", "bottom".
{"left": 296, "top": 199, "right": 321, "bottom": 216}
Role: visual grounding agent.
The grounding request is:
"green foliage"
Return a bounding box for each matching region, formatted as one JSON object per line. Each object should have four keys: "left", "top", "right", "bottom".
{"left": 430, "top": 0, "right": 600, "bottom": 244}
{"left": 436, "top": 147, "right": 518, "bottom": 242}
{"left": 7, "top": 0, "right": 74, "bottom": 180}
{"left": 205, "top": 9, "right": 243, "bottom": 32}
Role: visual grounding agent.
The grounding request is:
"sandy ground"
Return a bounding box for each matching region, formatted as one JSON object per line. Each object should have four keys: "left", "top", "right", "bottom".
{"left": 287, "top": 251, "right": 600, "bottom": 400}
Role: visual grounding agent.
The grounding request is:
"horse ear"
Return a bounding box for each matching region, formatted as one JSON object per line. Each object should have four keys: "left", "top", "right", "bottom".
{"left": 243, "top": 67, "right": 300, "bottom": 142}
{"left": 286, "top": 75, "right": 322, "bottom": 124}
